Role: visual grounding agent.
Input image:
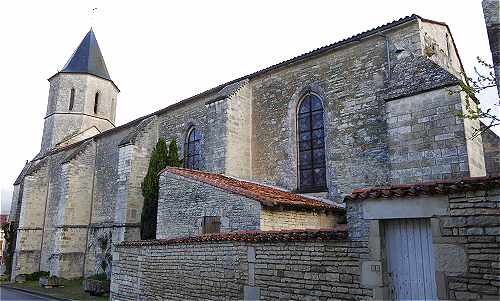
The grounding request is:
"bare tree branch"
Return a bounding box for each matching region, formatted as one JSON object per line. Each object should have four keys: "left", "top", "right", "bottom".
{"left": 449, "top": 57, "right": 499, "bottom": 139}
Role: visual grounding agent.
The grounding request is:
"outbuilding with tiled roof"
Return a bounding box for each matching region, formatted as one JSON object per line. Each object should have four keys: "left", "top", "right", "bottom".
{"left": 157, "top": 167, "right": 345, "bottom": 239}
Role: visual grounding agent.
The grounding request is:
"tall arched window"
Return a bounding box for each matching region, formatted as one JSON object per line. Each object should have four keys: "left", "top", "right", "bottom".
{"left": 185, "top": 127, "right": 202, "bottom": 170}
{"left": 94, "top": 92, "right": 99, "bottom": 114}
{"left": 69, "top": 88, "right": 75, "bottom": 111}
{"left": 297, "top": 93, "right": 326, "bottom": 192}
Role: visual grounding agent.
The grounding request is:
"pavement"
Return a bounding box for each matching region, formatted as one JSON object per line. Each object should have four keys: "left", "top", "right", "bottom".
{"left": 0, "top": 286, "right": 61, "bottom": 301}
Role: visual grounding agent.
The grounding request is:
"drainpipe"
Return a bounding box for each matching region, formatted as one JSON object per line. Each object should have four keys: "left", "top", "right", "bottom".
{"left": 378, "top": 33, "right": 392, "bottom": 81}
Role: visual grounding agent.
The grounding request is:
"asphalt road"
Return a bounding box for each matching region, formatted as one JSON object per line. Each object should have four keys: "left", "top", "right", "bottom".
{"left": 0, "top": 287, "right": 59, "bottom": 301}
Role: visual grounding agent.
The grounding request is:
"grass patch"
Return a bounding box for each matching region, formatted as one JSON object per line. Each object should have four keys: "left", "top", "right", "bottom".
{"left": 4, "top": 279, "right": 108, "bottom": 301}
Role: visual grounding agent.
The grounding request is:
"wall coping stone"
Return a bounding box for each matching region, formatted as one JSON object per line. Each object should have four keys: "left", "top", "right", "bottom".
{"left": 116, "top": 228, "right": 348, "bottom": 248}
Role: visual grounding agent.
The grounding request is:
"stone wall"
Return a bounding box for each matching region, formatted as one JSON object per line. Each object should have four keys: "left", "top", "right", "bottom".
{"left": 419, "top": 19, "right": 463, "bottom": 78}
{"left": 12, "top": 160, "right": 49, "bottom": 279}
{"left": 483, "top": 0, "right": 500, "bottom": 96}
{"left": 225, "top": 82, "right": 253, "bottom": 179}
{"left": 438, "top": 188, "right": 500, "bottom": 300}
{"left": 346, "top": 179, "right": 500, "bottom": 300}
{"left": 250, "top": 23, "right": 405, "bottom": 195}
{"left": 111, "top": 230, "right": 371, "bottom": 301}
{"left": 260, "top": 209, "right": 337, "bottom": 231}
{"left": 482, "top": 125, "right": 500, "bottom": 174}
{"left": 51, "top": 141, "right": 96, "bottom": 278}
{"left": 158, "top": 93, "right": 215, "bottom": 172}
{"left": 386, "top": 88, "right": 484, "bottom": 183}
{"left": 85, "top": 124, "right": 133, "bottom": 277}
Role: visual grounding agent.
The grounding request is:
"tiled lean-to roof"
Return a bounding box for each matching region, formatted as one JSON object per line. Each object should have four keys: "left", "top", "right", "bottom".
{"left": 118, "top": 228, "right": 348, "bottom": 247}
{"left": 344, "top": 175, "right": 500, "bottom": 201}
{"left": 162, "top": 167, "right": 344, "bottom": 212}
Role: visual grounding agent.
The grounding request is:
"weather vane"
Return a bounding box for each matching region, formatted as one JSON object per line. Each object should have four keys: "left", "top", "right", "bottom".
{"left": 90, "top": 7, "right": 98, "bottom": 28}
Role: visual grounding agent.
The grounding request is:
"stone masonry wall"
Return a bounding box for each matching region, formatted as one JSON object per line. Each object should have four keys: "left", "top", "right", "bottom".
{"left": 250, "top": 25, "right": 399, "bottom": 196}
{"left": 157, "top": 172, "right": 262, "bottom": 239}
{"left": 51, "top": 141, "right": 96, "bottom": 278}
{"left": 225, "top": 83, "right": 253, "bottom": 179}
{"left": 39, "top": 151, "right": 66, "bottom": 273}
{"left": 158, "top": 94, "right": 216, "bottom": 172}
{"left": 260, "top": 209, "right": 337, "bottom": 231}
{"left": 482, "top": 125, "right": 500, "bottom": 174}
{"left": 419, "top": 20, "right": 462, "bottom": 78}
{"left": 386, "top": 88, "right": 482, "bottom": 183}
{"left": 483, "top": 0, "right": 500, "bottom": 96}
{"left": 437, "top": 188, "right": 500, "bottom": 300}
{"left": 418, "top": 17, "right": 488, "bottom": 178}
{"left": 111, "top": 234, "right": 372, "bottom": 300}
{"left": 86, "top": 125, "right": 131, "bottom": 277}
{"left": 12, "top": 160, "right": 49, "bottom": 279}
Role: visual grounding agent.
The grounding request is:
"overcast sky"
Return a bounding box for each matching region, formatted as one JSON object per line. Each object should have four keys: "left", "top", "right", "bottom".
{"left": 0, "top": 0, "right": 498, "bottom": 214}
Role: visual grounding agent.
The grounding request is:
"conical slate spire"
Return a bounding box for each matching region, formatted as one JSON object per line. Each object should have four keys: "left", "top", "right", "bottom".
{"left": 61, "top": 29, "right": 111, "bottom": 81}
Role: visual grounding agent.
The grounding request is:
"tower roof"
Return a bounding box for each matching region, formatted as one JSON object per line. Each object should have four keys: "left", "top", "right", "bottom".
{"left": 61, "top": 29, "right": 111, "bottom": 81}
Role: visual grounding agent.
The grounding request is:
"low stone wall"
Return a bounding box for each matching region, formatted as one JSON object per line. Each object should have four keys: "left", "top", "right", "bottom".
{"left": 111, "top": 229, "right": 372, "bottom": 300}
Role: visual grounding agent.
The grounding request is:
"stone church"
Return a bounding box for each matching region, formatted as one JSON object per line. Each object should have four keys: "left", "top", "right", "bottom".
{"left": 8, "top": 13, "right": 500, "bottom": 282}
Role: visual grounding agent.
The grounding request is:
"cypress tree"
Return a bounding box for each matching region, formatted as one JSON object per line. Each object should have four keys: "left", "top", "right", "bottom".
{"left": 167, "top": 138, "right": 183, "bottom": 167}
{"left": 140, "top": 138, "right": 168, "bottom": 239}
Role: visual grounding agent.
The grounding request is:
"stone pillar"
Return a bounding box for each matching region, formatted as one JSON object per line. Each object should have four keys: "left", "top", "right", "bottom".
{"left": 114, "top": 116, "right": 158, "bottom": 243}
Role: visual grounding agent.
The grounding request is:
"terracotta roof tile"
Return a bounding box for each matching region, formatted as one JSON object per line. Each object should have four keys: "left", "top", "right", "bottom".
{"left": 117, "top": 228, "right": 348, "bottom": 247}
{"left": 162, "top": 167, "right": 344, "bottom": 212}
{"left": 345, "top": 175, "right": 500, "bottom": 201}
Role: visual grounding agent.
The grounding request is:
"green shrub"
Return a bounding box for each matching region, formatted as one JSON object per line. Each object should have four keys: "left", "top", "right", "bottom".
{"left": 25, "top": 271, "right": 50, "bottom": 281}
{"left": 1, "top": 222, "right": 16, "bottom": 279}
{"left": 87, "top": 273, "right": 108, "bottom": 281}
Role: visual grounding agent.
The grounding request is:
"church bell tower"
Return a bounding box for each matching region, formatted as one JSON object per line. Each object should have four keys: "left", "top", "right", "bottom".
{"left": 40, "top": 29, "right": 119, "bottom": 152}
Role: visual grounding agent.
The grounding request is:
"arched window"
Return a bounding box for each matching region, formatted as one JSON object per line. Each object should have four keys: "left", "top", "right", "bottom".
{"left": 69, "top": 88, "right": 75, "bottom": 111}
{"left": 297, "top": 93, "right": 326, "bottom": 192}
{"left": 94, "top": 92, "right": 99, "bottom": 114}
{"left": 185, "top": 127, "right": 202, "bottom": 170}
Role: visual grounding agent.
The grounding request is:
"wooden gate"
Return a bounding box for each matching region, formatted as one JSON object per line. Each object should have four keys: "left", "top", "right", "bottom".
{"left": 384, "top": 218, "right": 438, "bottom": 300}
